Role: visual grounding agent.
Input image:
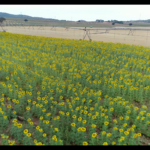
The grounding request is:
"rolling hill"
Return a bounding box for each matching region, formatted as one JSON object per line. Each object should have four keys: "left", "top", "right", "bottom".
{"left": 0, "top": 12, "right": 58, "bottom": 20}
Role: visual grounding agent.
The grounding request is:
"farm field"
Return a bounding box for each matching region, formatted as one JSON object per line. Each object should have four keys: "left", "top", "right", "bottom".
{"left": 5, "top": 18, "right": 150, "bottom": 28}
{"left": 1, "top": 32, "right": 150, "bottom": 145}
{"left": 2, "top": 26, "right": 150, "bottom": 47}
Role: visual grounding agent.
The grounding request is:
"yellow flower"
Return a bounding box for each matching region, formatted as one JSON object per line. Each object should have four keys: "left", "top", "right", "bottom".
{"left": 26, "top": 106, "right": 30, "bottom": 111}
{"left": 8, "top": 84, "right": 11, "bottom": 88}
{"left": 30, "top": 122, "right": 33, "bottom": 125}
{"left": 34, "top": 139, "right": 37, "bottom": 143}
{"left": 78, "top": 117, "right": 82, "bottom": 121}
{"left": 133, "top": 134, "right": 137, "bottom": 138}
{"left": 36, "top": 126, "right": 40, "bottom": 130}
{"left": 39, "top": 129, "right": 43, "bottom": 132}
{"left": 27, "top": 133, "right": 31, "bottom": 137}
{"left": 12, "top": 118, "right": 17, "bottom": 123}
{"left": 113, "top": 119, "right": 117, "bottom": 123}
{"left": 37, "top": 96, "right": 41, "bottom": 100}
{"left": 36, "top": 142, "right": 43, "bottom": 145}
{"left": 103, "top": 142, "right": 108, "bottom": 145}
{"left": 43, "top": 133, "right": 47, "bottom": 137}
{"left": 42, "top": 108, "right": 46, "bottom": 112}
{"left": 104, "top": 121, "right": 109, "bottom": 126}
{"left": 72, "top": 115, "right": 76, "bottom": 119}
{"left": 28, "top": 99, "right": 31, "bottom": 103}
{"left": 39, "top": 104, "right": 43, "bottom": 107}
{"left": 17, "top": 123, "right": 22, "bottom": 128}
{"left": 140, "top": 111, "right": 144, "bottom": 115}
{"left": 137, "top": 133, "right": 141, "bottom": 137}
{"left": 81, "top": 127, "right": 86, "bottom": 132}
{"left": 46, "top": 120, "right": 49, "bottom": 124}
{"left": 123, "top": 123, "right": 127, "bottom": 127}
{"left": 91, "top": 124, "right": 96, "bottom": 128}
{"left": 92, "top": 115, "right": 96, "bottom": 119}
{"left": 37, "top": 91, "right": 41, "bottom": 95}
{"left": 54, "top": 128, "right": 58, "bottom": 132}
{"left": 120, "top": 136, "right": 125, "bottom": 141}
{"left": 134, "top": 107, "right": 139, "bottom": 111}
{"left": 101, "top": 113, "right": 105, "bottom": 117}
{"left": 110, "top": 107, "right": 114, "bottom": 111}
{"left": 96, "top": 112, "right": 99, "bottom": 116}
{"left": 107, "top": 133, "right": 111, "bottom": 137}
{"left": 16, "top": 100, "right": 19, "bottom": 104}
{"left": 8, "top": 140, "right": 15, "bottom": 145}
{"left": 83, "top": 120, "right": 87, "bottom": 124}
{"left": 14, "top": 122, "right": 18, "bottom": 126}
{"left": 27, "top": 118, "right": 31, "bottom": 122}
{"left": 52, "top": 135, "right": 57, "bottom": 141}
{"left": 83, "top": 142, "right": 88, "bottom": 145}
{"left": 7, "top": 104, "right": 11, "bottom": 108}
{"left": 102, "top": 131, "right": 106, "bottom": 135}
{"left": 113, "top": 127, "right": 118, "bottom": 130}
{"left": 32, "top": 101, "right": 36, "bottom": 105}
{"left": 71, "top": 123, "right": 76, "bottom": 127}
{"left": 105, "top": 95, "right": 109, "bottom": 98}
{"left": 40, "top": 116, "right": 43, "bottom": 120}
{"left": 44, "top": 100, "right": 48, "bottom": 104}
{"left": 125, "top": 116, "right": 129, "bottom": 120}
{"left": 141, "top": 117, "right": 145, "bottom": 120}
{"left": 127, "top": 110, "right": 131, "bottom": 114}
{"left": 3, "top": 116, "right": 7, "bottom": 119}
{"left": 127, "top": 128, "right": 131, "bottom": 132}
{"left": 66, "top": 112, "right": 70, "bottom": 116}
{"left": 124, "top": 131, "right": 129, "bottom": 136}
{"left": 57, "top": 116, "right": 60, "bottom": 119}
{"left": 77, "top": 127, "right": 82, "bottom": 132}
{"left": 60, "top": 96, "right": 63, "bottom": 99}
{"left": 112, "top": 141, "right": 116, "bottom": 145}
{"left": 132, "top": 124, "right": 136, "bottom": 128}
{"left": 46, "top": 113, "right": 51, "bottom": 116}
{"left": 84, "top": 111, "right": 88, "bottom": 114}
{"left": 24, "top": 129, "right": 28, "bottom": 134}
{"left": 84, "top": 106, "right": 87, "bottom": 109}
{"left": 119, "top": 129, "right": 124, "bottom": 132}
{"left": 105, "top": 116, "right": 108, "bottom": 119}
{"left": 92, "top": 133, "right": 97, "bottom": 138}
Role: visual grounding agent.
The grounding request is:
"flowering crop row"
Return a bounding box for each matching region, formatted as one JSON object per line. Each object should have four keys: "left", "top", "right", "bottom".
{"left": 0, "top": 32, "right": 150, "bottom": 145}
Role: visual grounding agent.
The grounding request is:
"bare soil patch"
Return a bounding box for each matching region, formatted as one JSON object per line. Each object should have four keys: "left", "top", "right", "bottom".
{"left": 3, "top": 26, "right": 150, "bottom": 47}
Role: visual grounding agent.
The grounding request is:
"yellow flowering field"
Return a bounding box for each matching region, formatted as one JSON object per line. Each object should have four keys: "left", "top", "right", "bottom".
{"left": 0, "top": 32, "right": 150, "bottom": 145}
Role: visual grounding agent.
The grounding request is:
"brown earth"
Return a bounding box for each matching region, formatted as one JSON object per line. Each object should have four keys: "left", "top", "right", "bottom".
{"left": 2, "top": 26, "right": 150, "bottom": 47}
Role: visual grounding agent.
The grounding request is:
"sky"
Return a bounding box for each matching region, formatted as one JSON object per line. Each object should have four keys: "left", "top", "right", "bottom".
{"left": 0, "top": 5, "right": 150, "bottom": 21}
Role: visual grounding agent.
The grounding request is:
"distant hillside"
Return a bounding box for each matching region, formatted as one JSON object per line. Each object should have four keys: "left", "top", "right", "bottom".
{"left": 0, "top": 12, "right": 58, "bottom": 21}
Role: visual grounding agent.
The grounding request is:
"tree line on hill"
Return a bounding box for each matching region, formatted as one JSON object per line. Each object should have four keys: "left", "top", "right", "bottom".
{"left": 0, "top": 17, "right": 133, "bottom": 26}
{"left": 0, "top": 17, "right": 6, "bottom": 23}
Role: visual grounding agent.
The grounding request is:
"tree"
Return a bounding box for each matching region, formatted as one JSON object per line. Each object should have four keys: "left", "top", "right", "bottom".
{"left": 112, "top": 22, "right": 115, "bottom": 25}
{"left": 116, "top": 21, "right": 123, "bottom": 24}
{"left": 96, "top": 19, "right": 104, "bottom": 22}
{"left": 129, "top": 23, "right": 132, "bottom": 26}
{"left": 24, "top": 19, "right": 28, "bottom": 22}
{"left": 112, "top": 20, "right": 124, "bottom": 24}
{"left": 0, "top": 17, "right": 6, "bottom": 23}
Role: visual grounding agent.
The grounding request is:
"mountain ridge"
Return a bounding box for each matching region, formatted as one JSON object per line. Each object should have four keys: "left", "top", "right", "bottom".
{"left": 0, "top": 12, "right": 58, "bottom": 20}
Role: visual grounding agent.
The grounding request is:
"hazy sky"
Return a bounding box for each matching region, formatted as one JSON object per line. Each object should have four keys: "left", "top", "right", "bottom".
{"left": 0, "top": 5, "right": 150, "bottom": 21}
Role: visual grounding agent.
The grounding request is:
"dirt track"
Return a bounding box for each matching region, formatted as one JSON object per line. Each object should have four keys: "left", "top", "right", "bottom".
{"left": 2, "top": 26, "right": 150, "bottom": 47}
